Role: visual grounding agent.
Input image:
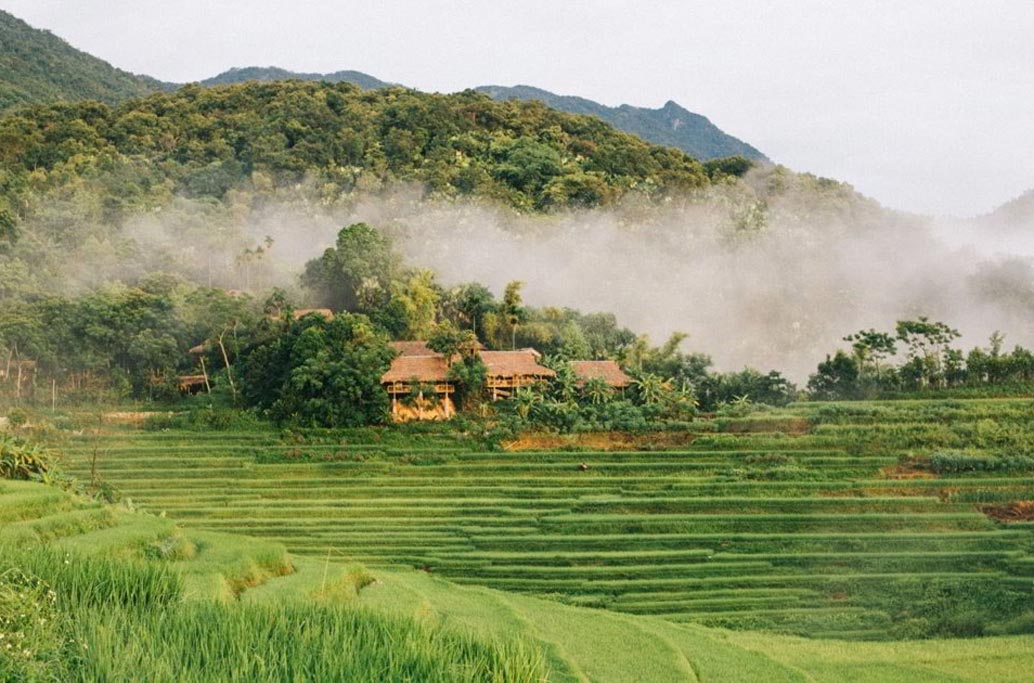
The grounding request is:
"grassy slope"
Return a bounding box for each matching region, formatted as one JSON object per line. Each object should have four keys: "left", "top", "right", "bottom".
{"left": 3, "top": 471, "right": 1033, "bottom": 681}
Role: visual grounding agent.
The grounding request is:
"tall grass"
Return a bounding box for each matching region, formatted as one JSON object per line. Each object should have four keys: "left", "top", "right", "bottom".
{"left": 69, "top": 603, "right": 547, "bottom": 683}
{"left": 0, "top": 547, "right": 546, "bottom": 683}
{"left": 0, "top": 544, "right": 182, "bottom": 610}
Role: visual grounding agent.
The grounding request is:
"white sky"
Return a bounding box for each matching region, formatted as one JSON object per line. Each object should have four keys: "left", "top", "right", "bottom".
{"left": 2, "top": 0, "right": 1032, "bottom": 217}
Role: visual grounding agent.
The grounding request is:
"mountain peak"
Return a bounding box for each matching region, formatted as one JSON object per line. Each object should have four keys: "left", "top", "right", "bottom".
{"left": 477, "top": 85, "right": 767, "bottom": 162}
{"left": 199, "top": 67, "right": 391, "bottom": 90}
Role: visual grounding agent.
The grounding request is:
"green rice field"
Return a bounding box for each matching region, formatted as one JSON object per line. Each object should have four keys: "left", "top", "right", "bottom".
{"left": 54, "top": 398, "right": 1034, "bottom": 641}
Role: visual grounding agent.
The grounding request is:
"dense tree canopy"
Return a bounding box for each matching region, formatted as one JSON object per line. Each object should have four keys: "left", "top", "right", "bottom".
{"left": 0, "top": 80, "right": 718, "bottom": 252}
{"left": 238, "top": 313, "right": 393, "bottom": 427}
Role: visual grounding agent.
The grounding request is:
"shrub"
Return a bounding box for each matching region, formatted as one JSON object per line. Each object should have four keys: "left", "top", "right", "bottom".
{"left": 0, "top": 434, "right": 56, "bottom": 481}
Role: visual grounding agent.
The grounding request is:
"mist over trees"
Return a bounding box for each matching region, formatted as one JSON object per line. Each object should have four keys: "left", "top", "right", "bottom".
{"left": 2, "top": 80, "right": 1034, "bottom": 417}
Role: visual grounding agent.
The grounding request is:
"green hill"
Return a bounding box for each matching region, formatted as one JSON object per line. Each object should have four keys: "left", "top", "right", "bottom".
{"left": 0, "top": 9, "right": 766, "bottom": 164}
{"left": 476, "top": 84, "right": 768, "bottom": 162}
{"left": 0, "top": 10, "right": 157, "bottom": 113}
{"left": 0, "top": 80, "right": 716, "bottom": 234}
{"left": 194, "top": 69, "right": 769, "bottom": 162}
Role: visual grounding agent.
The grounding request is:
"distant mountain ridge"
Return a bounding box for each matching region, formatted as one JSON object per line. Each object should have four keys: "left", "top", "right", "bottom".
{"left": 201, "top": 66, "right": 392, "bottom": 90}
{"left": 205, "top": 69, "right": 768, "bottom": 162}
{"left": 0, "top": 8, "right": 767, "bottom": 162}
{"left": 0, "top": 10, "right": 154, "bottom": 111}
{"left": 982, "top": 189, "right": 1034, "bottom": 231}
{"left": 475, "top": 84, "right": 767, "bottom": 162}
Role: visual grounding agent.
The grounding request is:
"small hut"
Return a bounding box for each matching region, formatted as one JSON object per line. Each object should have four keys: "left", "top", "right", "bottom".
{"left": 569, "top": 360, "right": 632, "bottom": 389}
{"left": 479, "top": 350, "right": 556, "bottom": 400}
{"left": 381, "top": 342, "right": 456, "bottom": 421}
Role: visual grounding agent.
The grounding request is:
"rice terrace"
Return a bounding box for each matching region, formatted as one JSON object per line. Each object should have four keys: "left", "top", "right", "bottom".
{"left": 4, "top": 2, "right": 1034, "bottom": 681}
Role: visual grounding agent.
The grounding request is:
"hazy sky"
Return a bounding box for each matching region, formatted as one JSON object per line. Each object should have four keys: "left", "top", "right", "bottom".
{"left": 3, "top": 0, "right": 1032, "bottom": 217}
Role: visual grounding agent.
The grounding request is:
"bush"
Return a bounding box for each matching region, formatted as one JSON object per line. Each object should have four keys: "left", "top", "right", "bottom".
{"left": 0, "top": 433, "right": 56, "bottom": 481}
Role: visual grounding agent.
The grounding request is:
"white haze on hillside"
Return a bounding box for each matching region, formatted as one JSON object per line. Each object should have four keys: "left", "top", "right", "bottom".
{"left": 32, "top": 176, "right": 1034, "bottom": 382}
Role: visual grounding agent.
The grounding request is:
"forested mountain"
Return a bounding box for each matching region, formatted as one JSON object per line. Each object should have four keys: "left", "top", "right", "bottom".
{"left": 0, "top": 9, "right": 766, "bottom": 163}
{"left": 0, "top": 10, "right": 156, "bottom": 113}
{"left": 201, "top": 66, "right": 392, "bottom": 90}
{"left": 0, "top": 80, "right": 735, "bottom": 253}
{"left": 198, "top": 72, "right": 768, "bottom": 162}
{"left": 476, "top": 85, "right": 768, "bottom": 162}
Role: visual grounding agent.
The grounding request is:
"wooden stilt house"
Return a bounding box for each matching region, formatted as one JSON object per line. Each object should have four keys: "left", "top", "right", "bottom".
{"left": 382, "top": 341, "right": 456, "bottom": 421}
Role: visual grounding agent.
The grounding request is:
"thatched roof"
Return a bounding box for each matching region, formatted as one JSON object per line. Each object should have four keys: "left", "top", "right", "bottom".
{"left": 382, "top": 343, "right": 553, "bottom": 384}
{"left": 292, "top": 308, "right": 334, "bottom": 320}
{"left": 381, "top": 355, "right": 450, "bottom": 383}
{"left": 570, "top": 360, "right": 632, "bottom": 388}
{"left": 480, "top": 351, "right": 556, "bottom": 379}
{"left": 389, "top": 341, "right": 436, "bottom": 357}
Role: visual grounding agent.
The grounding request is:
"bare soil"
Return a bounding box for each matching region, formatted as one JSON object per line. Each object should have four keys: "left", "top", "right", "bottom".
{"left": 981, "top": 500, "right": 1034, "bottom": 522}
{"left": 503, "top": 431, "right": 702, "bottom": 451}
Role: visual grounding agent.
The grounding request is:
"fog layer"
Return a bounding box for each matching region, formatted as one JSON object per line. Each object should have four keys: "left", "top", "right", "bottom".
{"left": 12, "top": 173, "right": 1034, "bottom": 380}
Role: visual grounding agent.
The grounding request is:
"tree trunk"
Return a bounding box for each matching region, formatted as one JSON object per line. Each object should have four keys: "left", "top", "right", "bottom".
{"left": 218, "top": 332, "right": 238, "bottom": 403}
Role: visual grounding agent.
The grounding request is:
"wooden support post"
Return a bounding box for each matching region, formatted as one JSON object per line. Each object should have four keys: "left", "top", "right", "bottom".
{"left": 199, "top": 356, "right": 212, "bottom": 394}
{"left": 51, "top": 379, "right": 56, "bottom": 411}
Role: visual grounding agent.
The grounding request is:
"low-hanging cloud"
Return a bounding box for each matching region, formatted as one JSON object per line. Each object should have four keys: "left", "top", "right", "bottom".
{"left": 13, "top": 175, "right": 1034, "bottom": 381}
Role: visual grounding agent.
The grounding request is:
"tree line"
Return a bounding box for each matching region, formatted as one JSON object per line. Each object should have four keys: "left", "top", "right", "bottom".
{"left": 808, "top": 319, "right": 1034, "bottom": 399}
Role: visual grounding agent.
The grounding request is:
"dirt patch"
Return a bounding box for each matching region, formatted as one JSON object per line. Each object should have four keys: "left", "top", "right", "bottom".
{"left": 100, "top": 411, "right": 174, "bottom": 424}
{"left": 880, "top": 462, "right": 937, "bottom": 480}
{"left": 720, "top": 417, "right": 811, "bottom": 435}
{"left": 503, "top": 431, "right": 701, "bottom": 451}
{"left": 981, "top": 501, "right": 1034, "bottom": 522}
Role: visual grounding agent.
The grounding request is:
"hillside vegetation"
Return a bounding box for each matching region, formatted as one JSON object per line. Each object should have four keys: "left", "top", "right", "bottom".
{"left": 0, "top": 10, "right": 156, "bottom": 114}
{"left": 0, "top": 79, "right": 725, "bottom": 248}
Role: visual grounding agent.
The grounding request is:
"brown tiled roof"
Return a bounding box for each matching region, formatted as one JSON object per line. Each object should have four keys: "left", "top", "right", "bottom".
{"left": 292, "top": 308, "right": 334, "bottom": 320}
{"left": 570, "top": 360, "right": 632, "bottom": 388}
{"left": 389, "top": 341, "right": 436, "bottom": 357}
{"left": 381, "top": 355, "right": 450, "bottom": 383}
{"left": 479, "top": 351, "right": 556, "bottom": 378}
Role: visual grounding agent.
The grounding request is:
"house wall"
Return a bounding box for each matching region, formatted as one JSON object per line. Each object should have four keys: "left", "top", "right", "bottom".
{"left": 389, "top": 394, "right": 456, "bottom": 422}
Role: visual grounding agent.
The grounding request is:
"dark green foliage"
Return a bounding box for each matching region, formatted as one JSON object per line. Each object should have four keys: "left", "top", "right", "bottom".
{"left": 447, "top": 354, "right": 488, "bottom": 411}
{"left": 0, "top": 282, "right": 254, "bottom": 401}
{"left": 809, "top": 323, "right": 1034, "bottom": 400}
{"left": 238, "top": 313, "right": 394, "bottom": 427}
{"left": 699, "top": 368, "right": 797, "bottom": 410}
{"left": 302, "top": 223, "right": 403, "bottom": 313}
{"left": 702, "top": 155, "right": 754, "bottom": 178}
{"left": 807, "top": 350, "right": 860, "bottom": 400}
{"left": 0, "top": 11, "right": 157, "bottom": 114}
